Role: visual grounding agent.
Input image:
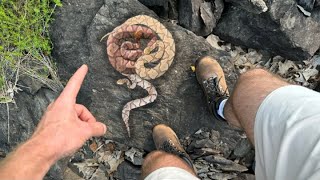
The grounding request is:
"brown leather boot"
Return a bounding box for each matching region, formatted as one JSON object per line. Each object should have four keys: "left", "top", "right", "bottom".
{"left": 152, "top": 124, "right": 195, "bottom": 171}
{"left": 195, "top": 56, "right": 229, "bottom": 121}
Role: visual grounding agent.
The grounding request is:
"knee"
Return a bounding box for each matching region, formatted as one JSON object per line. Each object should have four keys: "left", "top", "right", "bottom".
{"left": 142, "top": 151, "right": 166, "bottom": 178}
{"left": 142, "top": 150, "right": 195, "bottom": 178}
{"left": 231, "top": 69, "right": 271, "bottom": 104}
{"left": 239, "top": 68, "right": 270, "bottom": 82}
{"left": 143, "top": 150, "right": 165, "bottom": 166}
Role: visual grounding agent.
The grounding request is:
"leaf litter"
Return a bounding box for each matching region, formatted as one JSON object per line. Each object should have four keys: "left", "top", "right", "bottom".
{"left": 206, "top": 35, "right": 320, "bottom": 89}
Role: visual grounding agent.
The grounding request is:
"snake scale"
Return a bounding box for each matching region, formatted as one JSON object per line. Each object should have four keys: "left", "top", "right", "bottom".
{"left": 105, "top": 15, "right": 175, "bottom": 137}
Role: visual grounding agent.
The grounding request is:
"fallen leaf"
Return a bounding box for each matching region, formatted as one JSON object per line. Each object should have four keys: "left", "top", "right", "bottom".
{"left": 206, "top": 34, "right": 223, "bottom": 50}
{"left": 191, "top": 66, "right": 195, "bottom": 72}
{"left": 97, "top": 150, "right": 124, "bottom": 174}
{"left": 302, "top": 67, "right": 319, "bottom": 81}
{"left": 89, "top": 141, "right": 98, "bottom": 152}
{"left": 311, "top": 55, "right": 320, "bottom": 67}
{"left": 277, "top": 60, "right": 297, "bottom": 76}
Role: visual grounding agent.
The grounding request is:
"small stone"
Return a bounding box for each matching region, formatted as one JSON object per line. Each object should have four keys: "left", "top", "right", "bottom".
{"left": 188, "top": 139, "right": 216, "bottom": 151}
{"left": 217, "top": 163, "right": 248, "bottom": 172}
{"left": 209, "top": 172, "right": 237, "bottom": 180}
{"left": 125, "top": 148, "right": 144, "bottom": 166}
{"left": 192, "top": 147, "right": 220, "bottom": 158}
{"left": 208, "top": 167, "right": 222, "bottom": 173}
{"left": 206, "top": 34, "right": 223, "bottom": 50}
{"left": 204, "top": 155, "right": 233, "bottom": 165}
{"left": 196, "top": 166, "right": 209, "bottom": 174}
{"left": 198, "top": 173, "right": 208, "bottom": 178}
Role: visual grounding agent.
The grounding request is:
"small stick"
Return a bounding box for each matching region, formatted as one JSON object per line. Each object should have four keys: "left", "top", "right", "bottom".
{"left": 6, "top": 102, "right": 9, "bottom": 143}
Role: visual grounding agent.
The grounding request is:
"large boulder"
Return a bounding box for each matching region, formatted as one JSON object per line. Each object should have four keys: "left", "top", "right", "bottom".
{"left": 225, "top": 0, "right": 268, "bottom": 14}
{"left": 50, "top": 0, "right": 231, "bottom": 150}
{"left": 214, "top": 1, "right": 320, "bottom": 61}
{"left": 179, "top": 0, "right": 224, "bottom": 36}
{"left": 138, "top": 0, "right": 178, "bottom": 19}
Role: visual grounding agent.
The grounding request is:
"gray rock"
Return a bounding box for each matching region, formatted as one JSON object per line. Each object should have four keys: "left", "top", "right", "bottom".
{"left": 50, "top": 0, "right": 231, "bottom": 151}
{"left": 240, "top": 149, "right": 255, "bottom": 168}
{"left": 179, "top": 0, "right": 224, "bottom": 36}
{"left": 19, "top": 75, "right": 44, "bottom": 95}
{"left": 125, "top": 147, "right": 144, "bottom": 166}
{"left": 214, "top": 1, "right": 320, "bottom": 61}
{"left": 233, "top": 138, "right": 253, "bottom": 158}
{"left": 191, "top": 147, "right": 220, "bottom": 159}
{"left": 0, "top": 88, "right": 65, "bottom": 180}
{"left": 198, "top": 173, "right": 208, "bottom": 178}
{"left": 90, "top": 164, "right": 107, "bottom": 180}
{"left": 217, "top": 163, "right": 248, "bottom": 173}
{"left": 209, "top": 172, "right": 237, "bottom": 180}
{"left": 63, "top": 167, "right": 83, "bottom": 180}
{"left": 204, "top": 155, "right": 234, "bottom": 165}
{"left": 187, "top": 139, "right": 216, "bottom": 152}
{"left": 234, "top": 173, "right": 256, "bottom": 180}
{"left": 113, "top": 161, "right": 141, "bottom": 180}
{"left": 225, "top": 0, "right": 268, "bottom": 14}
{"left": 196, "top": 165, "right": 209, "bottom": 174}
{"left": 138, "top": 0, "right": 178, "bottom": 19}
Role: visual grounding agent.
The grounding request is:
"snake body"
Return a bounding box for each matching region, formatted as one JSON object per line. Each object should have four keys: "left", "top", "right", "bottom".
{"left": 105, "top": 15, "right": 175, "bottom": 137}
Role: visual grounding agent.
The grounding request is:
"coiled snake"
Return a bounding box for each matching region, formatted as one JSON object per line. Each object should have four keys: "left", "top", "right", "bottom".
{"left": 104, "top": 15, "right": 175, "bottom": 137}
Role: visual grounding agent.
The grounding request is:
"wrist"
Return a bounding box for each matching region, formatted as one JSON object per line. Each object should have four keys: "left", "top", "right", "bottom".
{"left": 0, "top": 136, "right": 57, "bottom": 180}
{"left": 24, "top": 134, "right": 58, "bottom": 166}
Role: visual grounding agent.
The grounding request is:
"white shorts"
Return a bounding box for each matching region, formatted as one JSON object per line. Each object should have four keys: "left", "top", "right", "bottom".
{"left": 144, "top": 167, "right": 199, "bottom": 180}
{"left": 255, "top": 85, "right": 320, "bottom": 180}
{"left": 145, "top": 85, "right": 320, "bottom": 180}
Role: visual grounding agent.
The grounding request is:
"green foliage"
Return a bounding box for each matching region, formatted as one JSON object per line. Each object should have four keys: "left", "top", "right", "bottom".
{"left": 0, "top": 0, "right": 62, "bottom": 102}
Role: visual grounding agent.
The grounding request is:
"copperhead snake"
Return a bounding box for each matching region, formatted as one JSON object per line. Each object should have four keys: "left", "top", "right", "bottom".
{"left": 104, "top": 15, "right": 175, "bottom": 137}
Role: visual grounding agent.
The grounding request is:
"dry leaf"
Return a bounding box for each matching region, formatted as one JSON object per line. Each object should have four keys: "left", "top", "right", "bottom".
{"left": 74, "top": 159, "right": 98, "bottom": 179}
{"left": 97, "top": 151, "right": 124, "bottom": 174}
{"left": 311, "top": 55, "right": 320, "bottom": 67}
{"left": 302, "top": 67, "right": 319, "bottom": 81}
{"left": 191, "top": 66, "right": 195, "bottom": 72}
{"left": 89, "top": 141, "right": 98, "bottom": 152}
{"left": 277, "top": 60, "right": 296, "bottom": 76}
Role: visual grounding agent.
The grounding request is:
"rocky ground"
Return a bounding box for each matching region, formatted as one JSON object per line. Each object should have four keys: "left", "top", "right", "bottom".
{"left": 0, "top": 0, "right": 320, "bottom": 179}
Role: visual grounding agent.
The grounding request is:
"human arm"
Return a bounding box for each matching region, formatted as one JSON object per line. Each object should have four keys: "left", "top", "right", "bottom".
{"left": 0, "top": 65, "right": 106, "bottom": 179}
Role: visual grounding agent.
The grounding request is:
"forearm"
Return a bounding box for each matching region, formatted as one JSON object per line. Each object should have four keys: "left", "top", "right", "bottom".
{"left": 0, "top": 136, "right": 56, "bottom": 180}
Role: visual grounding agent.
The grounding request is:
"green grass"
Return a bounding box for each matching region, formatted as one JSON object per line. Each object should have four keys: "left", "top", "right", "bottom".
{"left": 0, "top": 0, "right": 62, "bottom": 103}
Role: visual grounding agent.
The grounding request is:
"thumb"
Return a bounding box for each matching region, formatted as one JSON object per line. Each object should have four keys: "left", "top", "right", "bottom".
{"left": 88, "top": 122, "right": 107, "bottom": 137}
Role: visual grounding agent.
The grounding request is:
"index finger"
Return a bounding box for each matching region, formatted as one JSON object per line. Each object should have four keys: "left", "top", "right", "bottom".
{"left": 59, "top": 64, "right": 88, "bottom": 102}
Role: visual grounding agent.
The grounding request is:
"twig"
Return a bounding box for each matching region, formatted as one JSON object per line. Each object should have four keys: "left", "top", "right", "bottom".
{"left": 6, "top": 102, "right": 9, "bottom": 143}
{"left": 93, "top": 144, "right": 104, "bottom": 154}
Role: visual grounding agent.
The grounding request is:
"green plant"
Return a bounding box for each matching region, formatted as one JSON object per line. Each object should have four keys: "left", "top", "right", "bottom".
{"left": 0, "top": 0, "right": 62, "bottom": 103}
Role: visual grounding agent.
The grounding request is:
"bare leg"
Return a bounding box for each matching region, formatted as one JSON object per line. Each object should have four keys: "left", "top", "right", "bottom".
{"left": 141, "top": 150, "right": 196, "bottom": 179}
{"left": 224, "top": 69, "right": 289, "bottom": 144}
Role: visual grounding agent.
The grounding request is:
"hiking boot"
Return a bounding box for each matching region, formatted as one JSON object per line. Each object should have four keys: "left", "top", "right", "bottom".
{"left": 195, "top": 56, "right": 229, "bottom": 121}
{"left": 152, "top": 124, "right": 195, "bottom": 171}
